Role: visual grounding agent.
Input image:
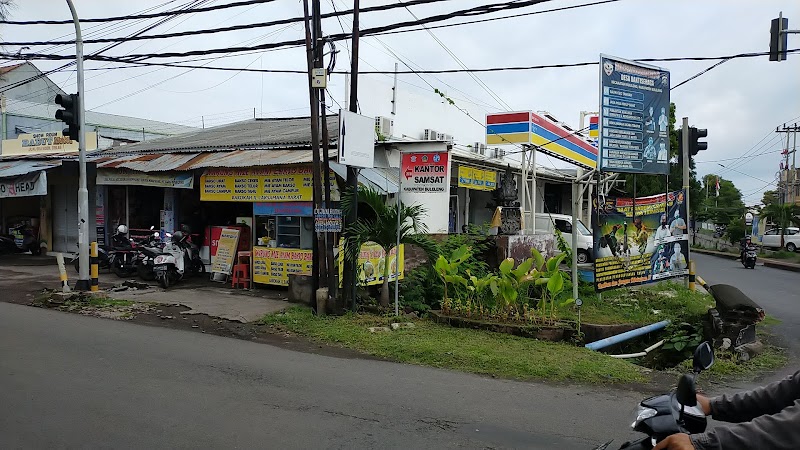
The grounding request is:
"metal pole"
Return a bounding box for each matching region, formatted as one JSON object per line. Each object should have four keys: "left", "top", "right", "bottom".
{"left": 394, "top": 164, "right": 402, "bottom": 317}
{"left": 531, "top": 145, "right": 537, "bottom": 234}
{"left": 391, "top": 62, "right": 398, "bottom": 116}
{"left": 521, "top": 147, "right": 527, "bottom": 232}
{"left": 571, "top": 181, "right": 579, "bottom": 302}
{"left": 792, "top": 124, "right": 797, "bottom": 204}
{"left": 682, "top": 117, "right": 690, "bottom": 288}
{"left": 66, "top": 0, "right": 90, "bottom": 291}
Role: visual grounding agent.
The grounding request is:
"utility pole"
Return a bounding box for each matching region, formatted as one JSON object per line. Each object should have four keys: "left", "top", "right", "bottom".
{"left": 343, "top": 0, "right": 360, "bottom": 310}
{"left": 302, "top": 0, "right": 324, "bottom": 310}
{"left": 681, "top": 117, "right": 691, "bottom": 288}
{"left": 777, "top": 124, "right": 800, "bottom": 205}
{"left": 65, "top": 0, "right": 90, "bottom": 291}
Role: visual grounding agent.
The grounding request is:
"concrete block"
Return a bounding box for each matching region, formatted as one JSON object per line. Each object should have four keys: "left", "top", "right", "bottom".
{"left": 368, "top": 327, "right": 391, "bottom": 333}
{"left": 390, "top": 322, "right": 416, "bottom": 331}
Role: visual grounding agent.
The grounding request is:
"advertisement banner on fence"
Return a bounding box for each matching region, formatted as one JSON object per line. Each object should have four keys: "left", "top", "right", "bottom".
{"left": 592, "top": 189, "right": 688, "bottom": 291}
{"left": 338, "top": 241, "right": 404, "bottom": 286}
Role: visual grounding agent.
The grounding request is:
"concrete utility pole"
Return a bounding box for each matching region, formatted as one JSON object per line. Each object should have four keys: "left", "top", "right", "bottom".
{"left": 65, "top": 0, "right": 90, "bottom": 291}
{"left": 343, "top": 0, "right": 360, "bottom": 311}
{"left": 777, "top": 124, "right": 800, "bottom": 205}
{"left": 682, "top": 117, "right": 691, "bottom": 288}
{"left": 302, "top": 0, "right": 324, "bottom": 309}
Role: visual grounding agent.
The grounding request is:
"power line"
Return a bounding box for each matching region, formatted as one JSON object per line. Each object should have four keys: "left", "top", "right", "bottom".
{"left": 3, "top": 0, "right": 457, "bottom": 47}
{"left": 0, "top": 0, "right": 279, "bottom": 25}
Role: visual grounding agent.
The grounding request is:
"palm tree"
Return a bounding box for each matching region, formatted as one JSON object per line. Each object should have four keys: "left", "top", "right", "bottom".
{"left": 760, "top": 203, "right": 800, "bottom": 249}
{"left": 341, "top": 185, "right": 437, "bottom": 308}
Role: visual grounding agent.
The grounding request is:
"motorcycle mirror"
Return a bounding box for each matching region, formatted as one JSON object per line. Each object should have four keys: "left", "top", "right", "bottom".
{"left": 693, "top": 341, "right": 715, "bottom": 373}
{"left": 676, "top": 373, "right": 697, "bottom": 407}
{"left": 150, "top": 226, "right": 155, "bottom": 230}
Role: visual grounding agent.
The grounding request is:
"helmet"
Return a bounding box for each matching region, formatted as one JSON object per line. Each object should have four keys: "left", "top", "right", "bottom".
{"left": 172, "top": 231, "right": 184, "bottom": 242}
{"left": 117, "top": 225, "right": 128, "bottom": 234}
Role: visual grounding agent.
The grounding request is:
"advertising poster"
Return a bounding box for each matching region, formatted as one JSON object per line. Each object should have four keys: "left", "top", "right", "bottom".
{"left": 0, "top": 171, "right": 47, "bottom": 198}
{"left": 593, "top": 190, "right": 688, "bottom": 291}
{"left": 401, "top": 152, "right": 449, "bottom": 194}
{"left": 598, "top": 54, "right": 670, "bottom": 174}
{"left": 338, "top": 242, "right": 405, "bottom": 287}
{"left": 252, "top": 248, "right": 313, "bottom": 286}
{"left": 457, "top": 166, "right": 497, "bottom": 191}
{"left": 211, "top": 228, "right": 240, "bottom": 276}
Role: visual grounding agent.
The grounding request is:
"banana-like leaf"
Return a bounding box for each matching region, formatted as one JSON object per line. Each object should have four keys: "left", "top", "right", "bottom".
{"left": 499, "top": 258, "right": 514, "bottom": 276}
{"left": 547, "top": 271, "right": 564, "bottom": 295}
{"left": 546, "top": 253, "right": 566, "bottom": 272}
{"left": 531, "top": 247, "right": 545, "bottom": 271}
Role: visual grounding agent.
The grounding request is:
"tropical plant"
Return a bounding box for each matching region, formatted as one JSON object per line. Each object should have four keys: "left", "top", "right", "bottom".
{"left": 760, "top": 203, "right": 800, "bottom": 249}
{"left": 341, "top": 185, "right": 437, "bottom": 308}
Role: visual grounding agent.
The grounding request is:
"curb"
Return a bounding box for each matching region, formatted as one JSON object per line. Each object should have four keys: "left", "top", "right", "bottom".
{"left": 692, "top": 248, "right": 800, "bottom": 273}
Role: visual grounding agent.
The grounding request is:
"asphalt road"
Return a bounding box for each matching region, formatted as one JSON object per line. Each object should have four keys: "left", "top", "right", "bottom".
{"left": 692, "top": 253, "right": 800, "bottom": 359}
{"left": 0, "top": 302, "right": 647, "bottom": 449}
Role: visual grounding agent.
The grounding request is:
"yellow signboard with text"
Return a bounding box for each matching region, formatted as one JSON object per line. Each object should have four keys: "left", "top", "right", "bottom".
{"left": 252, "top": 247, "right": 313, "bottom": 286}
{"left": 457, "top": 166, "right": 496, "bottom": 191}
{"left": 2, "top": 131, "right": 97, "bottom": 156}
{"left": 210, "top": 228, "right": 240, "bottom": 275}
{"left": 200, "top": 166, "right": 338, "bottom": 202}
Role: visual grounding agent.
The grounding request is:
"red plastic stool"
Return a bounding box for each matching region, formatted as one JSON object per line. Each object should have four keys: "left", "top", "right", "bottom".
{"left": 231, "top": 263, "right": 250, "bottom": 289}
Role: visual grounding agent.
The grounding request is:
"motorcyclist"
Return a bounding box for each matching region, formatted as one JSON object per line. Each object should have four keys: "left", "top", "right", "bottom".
{"left": 653, "top": 370, "right": 800, "bottom": 449}
{"left": 739, "top": 236, "right": 753, "bottom": 262}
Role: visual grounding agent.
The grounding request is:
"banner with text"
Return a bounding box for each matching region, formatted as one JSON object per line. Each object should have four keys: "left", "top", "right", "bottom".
{"left": 210, "top": 228, "right": 240, "bottom": 276}
{"left": 252, "top": 248, "right": 313, "bottom": 286}
{"left": 97, "top": 170, "right": 194, "bottom": 189}
{"left": 338, "top": 241, "right": 404, "bottom": 287}
{"left": 458, "top": 166, "right": 497, "bottom": 191}
{"left": 592, "top": 189, "right": 688, "bottom": 291}
{"left": 401, "top": 152, "right": 449, "bottom": 194}
{"left": 200, "top": 166, "right": 338, "bottom": 202}
{"left": 0, "top": 171, "right": 47, "bottom": 198}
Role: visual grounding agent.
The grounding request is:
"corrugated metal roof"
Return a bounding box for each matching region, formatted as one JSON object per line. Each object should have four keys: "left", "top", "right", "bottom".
{"left": 329, "top": 161, "right": 399, "bottom": 194}
{"left": 0, "top": 159, "right": 62, "bottom": 178}
{"left": 451, "top": 148, "right": 571, "bottom": 182}
{"left": 92, "top": 149, "right": 314, "bottom": 172}
{"left": 5, "top": 98, "right": 197, "bottom": 136}
{"left": 102, "top": 116, "right": 339, "bottom": 154}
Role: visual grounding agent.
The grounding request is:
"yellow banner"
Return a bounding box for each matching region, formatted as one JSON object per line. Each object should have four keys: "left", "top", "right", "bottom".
{"left": 457, "top": 166, "right": 497, "bottom": 191}
{"left": 252, "top": 247, "right": 313, "bottom": 286}
{"left": 338, "top": 241, "right": 404, "bottom": 286}
{"left": 211, "top": 228, "right": 240, "bottom": 275}
{"left": 2, "top": 131, "right": 97, "bottom": 156}
{"left": 200, "top": 166, "right": 338, "bottom": 202}
{"left": 457, "top": 166, "right": 473, "bottom": 188}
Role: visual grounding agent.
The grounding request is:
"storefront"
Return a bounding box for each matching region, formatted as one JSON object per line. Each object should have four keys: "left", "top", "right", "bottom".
{"left": 199, "top": 164, "right": 338, "bottom": 286}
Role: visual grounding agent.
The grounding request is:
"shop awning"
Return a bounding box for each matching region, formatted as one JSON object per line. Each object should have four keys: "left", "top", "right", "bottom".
{"left": 329, "top": 161, "right": 399, "bottom": 194}
{"left": 92, "top": 149, "right": 315, "bottom": 172}
{"left": 0, "top": 160, "right": 61, "bottom": 178}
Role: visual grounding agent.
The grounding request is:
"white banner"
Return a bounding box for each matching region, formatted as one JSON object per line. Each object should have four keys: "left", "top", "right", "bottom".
{"left": 0, "top": 171, "right": 47, "bottom": 198}
{"left": 96, "top": 170, "right": 194, "bottom": 189}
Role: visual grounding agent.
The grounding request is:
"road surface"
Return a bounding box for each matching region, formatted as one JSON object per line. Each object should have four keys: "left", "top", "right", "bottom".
{"left": 0, "top": 302, "right": 644, "bottom": 449}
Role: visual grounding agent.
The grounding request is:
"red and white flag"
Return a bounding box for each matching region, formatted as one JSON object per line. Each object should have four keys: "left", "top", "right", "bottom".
{"left": 715, "top": 177, "right": 720, "bottom": 197}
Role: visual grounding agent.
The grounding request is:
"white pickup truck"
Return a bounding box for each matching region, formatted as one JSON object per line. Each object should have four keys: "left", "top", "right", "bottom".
{"left": 761, "top": 226, "right": 800, "bottom": 252}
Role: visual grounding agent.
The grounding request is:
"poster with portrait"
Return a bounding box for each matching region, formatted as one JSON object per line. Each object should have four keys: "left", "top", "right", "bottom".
{"left": 592, "top": 189, "right": 688, "bottom": 292}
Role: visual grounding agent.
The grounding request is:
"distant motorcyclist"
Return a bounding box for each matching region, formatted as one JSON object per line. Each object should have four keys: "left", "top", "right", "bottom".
{"left": 740, "top": 236, "right": 755, "bottom": 262}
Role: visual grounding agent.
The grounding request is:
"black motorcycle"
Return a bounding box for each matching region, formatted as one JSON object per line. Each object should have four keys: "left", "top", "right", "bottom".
{"left": 71, "top": 244, "right": 111, "bottom": 273}
{"left": 741, "top": 244, "right": 757, "bottom": 269}
{"left": 594, "top": 342, "right": 715, "bottom": 450}
{"left": 135, "top": 231, "right": 165, "bottom": 281}
{"left": 0, "top": 224, "right": 41, "bottom": 255}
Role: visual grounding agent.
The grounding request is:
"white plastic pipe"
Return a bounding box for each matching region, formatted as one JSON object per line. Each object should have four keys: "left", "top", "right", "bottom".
{"left": 607, "top": 340, "right": 666, "bottom": 359}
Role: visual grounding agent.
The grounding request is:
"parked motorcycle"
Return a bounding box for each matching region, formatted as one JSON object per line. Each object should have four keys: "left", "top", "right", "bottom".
{"left": 71, "top": 244, "right": 111, "bottom": 273}
{"left": 594, "top": 342, "right": 715, "bottom": 450}
{"left": 0, "top": 223, "right": 41, "bottom": 255}
{"left": 134, "top": 228, "right": 164, "bottom": 281}
{"left": 153, "top": 231, "right": 190, "bottom": 288}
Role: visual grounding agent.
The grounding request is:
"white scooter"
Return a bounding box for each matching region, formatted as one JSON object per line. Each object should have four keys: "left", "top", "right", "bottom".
{"left": 153, "top": 231, "right": 190, "bottom": 289}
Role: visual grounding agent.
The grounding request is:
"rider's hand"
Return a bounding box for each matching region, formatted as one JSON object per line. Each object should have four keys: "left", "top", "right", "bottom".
{"left": 697, "top": 394, "right": 711, "bottom": 415}
{"left": 652, "top": 433, "right": 694, "bottom": 450}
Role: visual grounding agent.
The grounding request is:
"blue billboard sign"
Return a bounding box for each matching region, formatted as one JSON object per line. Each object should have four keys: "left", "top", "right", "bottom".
{"left": 598, "top": 55, "right": 670, "bottom": 174}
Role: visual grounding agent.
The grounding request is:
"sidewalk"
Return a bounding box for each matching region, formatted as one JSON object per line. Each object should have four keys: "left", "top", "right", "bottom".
{"left": 692, "top": 248, "right": 800, "bottom": 273}
{"left": 0, "top": 262, "right": 291, "bottom": 323}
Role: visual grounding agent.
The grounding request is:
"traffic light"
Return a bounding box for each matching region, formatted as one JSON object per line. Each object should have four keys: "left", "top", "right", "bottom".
{"left": 689, "top": 127, "right": 708, "bottom": 156}
{"left": 54, "top": 93, "right": 80, "bottom": 141}
{"left": 770, "top": 16, "right": 788, "bottom": 62}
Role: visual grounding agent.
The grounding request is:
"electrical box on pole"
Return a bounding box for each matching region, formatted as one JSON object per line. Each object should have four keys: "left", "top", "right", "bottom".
{"left": 54, "top": 93, "right": 80, "bottom": 141}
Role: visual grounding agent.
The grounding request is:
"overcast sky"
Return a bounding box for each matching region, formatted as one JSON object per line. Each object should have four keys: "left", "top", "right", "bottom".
{"left": 2, "top": 0, "right": 799, "bottom": 204}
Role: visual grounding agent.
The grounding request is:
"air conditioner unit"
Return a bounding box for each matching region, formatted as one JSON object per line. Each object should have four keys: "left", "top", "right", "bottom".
{"left": 493, "top": 148, "right": 505, "bottom": 159}
{"left": 423, "top": 128, "right": 438, "bottom": 140}
{"left": 375, "top": 116, "right": 393, "bottom": 137}
{"left": 441, "top": 134, "right": 454, "bottom": 143}
{"left": 472, "top": 142, "right": 482, "bottom": 153}
{"left": 436, "top": 132, "right": 446, "bottom": 141}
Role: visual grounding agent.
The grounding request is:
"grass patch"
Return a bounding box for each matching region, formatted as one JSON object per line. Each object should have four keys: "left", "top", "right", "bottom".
{"left": 764, "top": 250, "right": 800, "bottom": 263}
{"left": 262, "top": 307, "right": 647, "bottom": 384}
{"left": 85, "top": 297, "right": 134, "bottom": 308}
{"left": 559, "top": 282, "right": 715, "bottom": 326}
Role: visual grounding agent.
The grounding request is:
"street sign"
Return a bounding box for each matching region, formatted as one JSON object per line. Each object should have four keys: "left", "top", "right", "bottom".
{"left": 338, "top": 109, "right": 375, "bottom": 168}
{"left": 598, "top": 54, "right": 670, "bottom": 174}
{"left": 314, "top": 208, "right": 343, "bottom": 233}
{"left": 400, "top": 151, "right": 449, "bottom": 194}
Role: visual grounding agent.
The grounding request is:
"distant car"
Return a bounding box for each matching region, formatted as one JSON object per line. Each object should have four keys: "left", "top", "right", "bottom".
{"left": 761, "top": 226, "right": 800, "bottom": 252}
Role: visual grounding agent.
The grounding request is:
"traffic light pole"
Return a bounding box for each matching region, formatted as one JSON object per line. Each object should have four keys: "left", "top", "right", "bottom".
{"left": 682, "top": 117, "right": 690, "bottom": 288}
{"left": 65, "top": 0, "right": 90, "bottom": 291}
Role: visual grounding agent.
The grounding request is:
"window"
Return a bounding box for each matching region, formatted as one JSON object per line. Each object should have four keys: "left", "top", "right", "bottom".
{"left": 765, "top": 229, "right": 778, "bottom": 235}
{"left": 576, "top": 220, "right": 593, "bottom": 236}
{"left": 554, "top": 219, "right": 572, "bottom": 233}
